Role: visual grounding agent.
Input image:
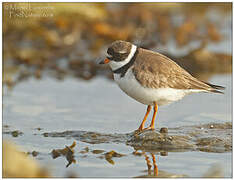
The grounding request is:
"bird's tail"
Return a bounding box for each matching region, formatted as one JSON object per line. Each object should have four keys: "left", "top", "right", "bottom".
{"left": 203, "top": 82, "right": 225, "bottom": 94}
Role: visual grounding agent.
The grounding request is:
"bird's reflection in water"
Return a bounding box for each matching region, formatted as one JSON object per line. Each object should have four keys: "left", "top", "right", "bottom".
{"left": 133, "top": 150, "right": 170, "bottom": 177}
{"left": 144, "top": 152, "right": 158, "bottom": 176}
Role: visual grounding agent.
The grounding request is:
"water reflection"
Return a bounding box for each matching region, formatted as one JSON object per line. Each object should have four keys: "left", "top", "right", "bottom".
{"left": 134, "top": 150, "right": 190, "bottom": 178}
{"left": 135, "top": 149, "right": 224, "bottom": 177}
{"left": 144, "top": 152, "right": 158, "bottom": 176}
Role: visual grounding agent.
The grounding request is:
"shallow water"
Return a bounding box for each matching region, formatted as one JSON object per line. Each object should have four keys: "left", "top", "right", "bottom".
{"left": 3, "top": 74, "right": 232, "bottom": 177}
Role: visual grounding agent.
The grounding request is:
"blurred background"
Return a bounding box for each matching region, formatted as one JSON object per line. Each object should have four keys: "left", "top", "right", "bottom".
{"left": 3, "top": 2, "right": 232, "bottom": 178}
{"left": 3, "top": 2, "right": 232, "bottom": 89}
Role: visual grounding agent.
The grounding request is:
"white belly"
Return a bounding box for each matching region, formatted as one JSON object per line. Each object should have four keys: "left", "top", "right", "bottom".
{"left": 113, "top": 68, "right": 194, "bottom": 106}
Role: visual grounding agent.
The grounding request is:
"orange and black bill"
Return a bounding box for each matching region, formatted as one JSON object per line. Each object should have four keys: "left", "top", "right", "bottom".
{"left": 99, "top": 58, "right": 110, "bottom": 64}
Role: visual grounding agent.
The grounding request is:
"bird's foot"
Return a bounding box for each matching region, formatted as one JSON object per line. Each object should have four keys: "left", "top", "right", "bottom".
{"left": 144, "top": 126, "right": 155, "bottom": 131}
{"left": 135, "top": 126, "right": 155, "bottom": 133}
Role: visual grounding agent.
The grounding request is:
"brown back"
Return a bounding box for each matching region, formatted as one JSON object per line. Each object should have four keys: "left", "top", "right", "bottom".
{"left": 133, "top": 48, "right": 212, "bottom": 90}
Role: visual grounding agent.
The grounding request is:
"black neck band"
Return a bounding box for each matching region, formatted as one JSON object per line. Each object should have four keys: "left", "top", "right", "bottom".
{"left": 113, "top": 48, "right": 139, "bottom": 78}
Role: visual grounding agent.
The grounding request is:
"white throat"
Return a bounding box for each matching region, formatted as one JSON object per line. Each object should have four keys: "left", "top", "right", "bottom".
{"left": 109, "top": 44, "right": 137, "bottom": 71}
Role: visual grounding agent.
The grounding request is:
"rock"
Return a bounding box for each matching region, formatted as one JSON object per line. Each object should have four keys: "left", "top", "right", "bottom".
{"left": 160, "top": 127, "right": 168, "bottom": 133}
{"left": 127, "top": 129, "right": 195, "bottom": 151}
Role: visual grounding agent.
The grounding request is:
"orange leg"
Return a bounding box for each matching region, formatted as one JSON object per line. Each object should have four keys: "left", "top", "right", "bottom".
{"left": 138, "top": 105, "right": 152, "bottom": 131}
{"left": 149, "top": 103, "right": 158, "bottom": 130}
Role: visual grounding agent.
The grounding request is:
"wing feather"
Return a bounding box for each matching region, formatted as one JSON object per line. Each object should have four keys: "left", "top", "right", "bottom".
{"left": 133, "top": 48, "right": 219, "bottom": 92}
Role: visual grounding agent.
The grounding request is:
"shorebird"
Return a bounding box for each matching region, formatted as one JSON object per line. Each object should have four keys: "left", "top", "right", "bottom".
{"left": 99, "top": 40, "right": 224, "bottom": 131}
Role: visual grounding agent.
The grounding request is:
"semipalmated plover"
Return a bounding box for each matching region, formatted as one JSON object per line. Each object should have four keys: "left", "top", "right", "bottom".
{"left": 99, "top": 40, "right": 224, "bottom": 131}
